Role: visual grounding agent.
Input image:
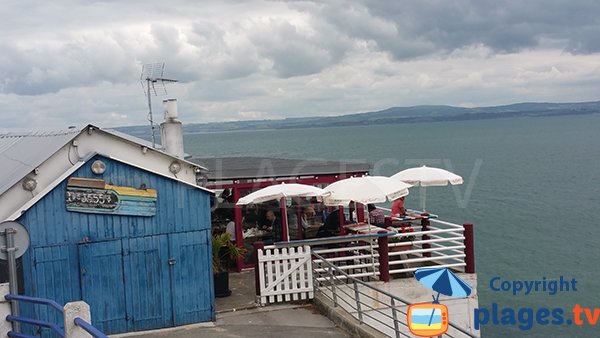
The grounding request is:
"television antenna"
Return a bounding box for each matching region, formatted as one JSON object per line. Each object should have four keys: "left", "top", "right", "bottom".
{"left": 140, "top": 62, "right": 178, "bottom": 148}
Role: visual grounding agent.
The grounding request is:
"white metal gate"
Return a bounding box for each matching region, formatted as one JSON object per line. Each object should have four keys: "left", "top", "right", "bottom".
{"left": 257, "top": 245, "right": 313, "bottom": 305}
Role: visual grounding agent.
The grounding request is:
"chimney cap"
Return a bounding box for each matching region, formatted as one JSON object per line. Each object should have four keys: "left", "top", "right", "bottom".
{"left": 163, "top": 98, "right": 178, "bottom": 119}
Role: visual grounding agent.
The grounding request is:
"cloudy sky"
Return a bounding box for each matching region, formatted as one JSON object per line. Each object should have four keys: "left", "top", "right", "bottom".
{"left": 2, "top": 0, "right": 600, "bottom": 131}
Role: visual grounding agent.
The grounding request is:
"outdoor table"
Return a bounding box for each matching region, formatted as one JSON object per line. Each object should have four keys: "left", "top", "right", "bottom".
{"left": 343, "top": 222, "right": 386, "bottom": 235}
{"left": 389, "top": 209, "right": 438, "bottom": 222}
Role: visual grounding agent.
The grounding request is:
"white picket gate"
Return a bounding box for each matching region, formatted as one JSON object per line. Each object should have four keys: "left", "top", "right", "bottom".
{"left": 257, "top": 245, "right": 314, "bottom": 305}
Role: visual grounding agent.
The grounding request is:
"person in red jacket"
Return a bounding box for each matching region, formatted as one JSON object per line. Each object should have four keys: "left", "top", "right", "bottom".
{"left": 391, "top": 196, "right": 406, "bottom": 216}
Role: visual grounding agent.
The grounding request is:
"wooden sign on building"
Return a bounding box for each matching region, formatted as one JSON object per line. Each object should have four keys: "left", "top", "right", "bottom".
{"left": 66, "top": 177, "right": 157, "bottom": 216}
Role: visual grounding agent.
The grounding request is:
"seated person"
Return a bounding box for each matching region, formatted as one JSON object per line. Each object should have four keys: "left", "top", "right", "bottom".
{"left": 265, "top": 210, "right": 283, "bottom": 242}
{"left": 289, "top": 207, "right": 316, "bottom": 229}
{"left": 367, "top": 204, "right": 386, "bottom": 227}
{"left": 219, "top": 188, "right": 234, "bottom": 203}
{"left": 286, "top": 205, "right": 318, "bottom": 240}
{"left": 316, "top": 209, "right": 344, "bottom": 238}
{"left": 302, "top": 206, "right": 317, "bottom": 228}
{"left": 311, "top": 200, "right": 328, "bottom": 223}
{"left": 302, "top": 206, "right": 323, "bottom": 239}
{"left": 391, "top": 196, "right": 406, "bottom": 217}
{"left": 242, "top": 204, "right": 260, "bottom": 227}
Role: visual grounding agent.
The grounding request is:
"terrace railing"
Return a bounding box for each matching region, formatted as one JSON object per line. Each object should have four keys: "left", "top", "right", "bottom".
{"left": 383, "top": 216, "right": 474, "bottom": 278}
{"left": 312, "top": 251, "right": 478, "bottom": 338}
{"left": 254, "top": 215, "right": 475, "bottom": 303}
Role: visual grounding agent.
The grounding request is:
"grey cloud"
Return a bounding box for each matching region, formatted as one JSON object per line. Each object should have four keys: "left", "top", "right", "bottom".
{"left": 150, "top": 24, "right": 184, "bottom": 56}
{"left": 2, "top": 0, "right": 600, "bottom": 130}
{"left": 305, "top": 0, "right": 600, "bottom": 59}
{"left": 0, "top": 34, "right": 140, "bottom": 96}
{"left": 248, "top": 17, "right": 350, "bottom": 77}
{"left": 186, "top": 21, "right": 263, "bottom": 81}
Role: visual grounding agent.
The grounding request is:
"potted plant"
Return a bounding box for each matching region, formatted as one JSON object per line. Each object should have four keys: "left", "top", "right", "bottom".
{"left": 212, "top": 232, "right": 246, "bottom": 297}
{"left": 388, "top": 226, "right": 415, "bottom": 252}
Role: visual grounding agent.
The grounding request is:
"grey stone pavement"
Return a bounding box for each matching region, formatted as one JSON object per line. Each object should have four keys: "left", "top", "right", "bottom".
{"left": 111, "top": 271, "right": 350, "bottom": 338}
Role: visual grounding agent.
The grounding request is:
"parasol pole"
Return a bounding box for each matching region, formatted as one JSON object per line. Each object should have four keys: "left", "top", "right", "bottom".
{"left": 420, "top": 185, "right": 427, "bottom": 212}
{"left": 363, "top": 200, "right": 378, "bottom": 275}
{"left": 280, "top": 197, "right": 290, "bottom": 242}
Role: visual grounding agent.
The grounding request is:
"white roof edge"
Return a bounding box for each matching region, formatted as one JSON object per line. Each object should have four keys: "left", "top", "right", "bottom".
{"left": 4, "top": 152, "right": 214, "bottom": 222}
{"left": 1, "top": 124, "right": 212, "bottom": 208}
{"left": 6, "top": 161, "right": 87, "bottom": 221}
{"left": 92, "top": 125, "right": 209, "bottom": 172}
{"left": 99, "top": 152, "right": 214, "bottom": 195}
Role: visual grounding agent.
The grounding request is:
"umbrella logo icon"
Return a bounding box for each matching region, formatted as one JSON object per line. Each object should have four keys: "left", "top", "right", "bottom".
{"left": 407, "top": 268, "right": 473, "bottom": 337}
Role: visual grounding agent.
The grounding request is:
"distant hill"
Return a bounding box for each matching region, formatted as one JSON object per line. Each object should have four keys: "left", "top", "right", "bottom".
{"left": 117, "top": 100, "right": 600, "bottom": 138}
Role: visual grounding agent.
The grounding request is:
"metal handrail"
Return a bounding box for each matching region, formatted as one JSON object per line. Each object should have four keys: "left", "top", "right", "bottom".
{"left": 74, "top": 317, "right": 108, "bottom": 338}
{"left": 5, "top": 294, "right": 64, "bottom": 313}
{"left": 312, "top": 254, "right": 412, "bottom": 338}
{"left": 4, "top": 294, "right": 107, "bottom": 338}
{"left": 313, "top": 252, "right": 412, "bottom": 304}
{"left": 6, "top": 315, "right": 65, "bottom": 338}
{"left": 312, "top": 251, "right": 477, "bottom": 338}
{"left": 430, "top": 218, "right": 466, "bottom": 229}
{"left": 7, "top": 331, "right": 37, "bottom": 338}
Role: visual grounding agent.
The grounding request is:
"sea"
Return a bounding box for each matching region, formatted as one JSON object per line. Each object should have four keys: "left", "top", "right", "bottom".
{"left": 183, "top": 113, "right": 600, "bottom": 338}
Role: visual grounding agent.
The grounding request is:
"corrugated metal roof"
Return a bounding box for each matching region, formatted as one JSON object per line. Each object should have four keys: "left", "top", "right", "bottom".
{"left": 0, "top": 128, "right": 81, "bottom": 195}
{"left": 190, "top": 156, "right": 371, "bottom": 180}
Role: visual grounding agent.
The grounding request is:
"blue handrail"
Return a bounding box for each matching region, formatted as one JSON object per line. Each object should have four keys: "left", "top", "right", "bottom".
{"left": 5, "top": 294, "right": 65, "bottom": 313}
{"left": 74, "top": 317, "right": 108, "bottom": 338}
{"left": 7, "top": 332, "right": 37, "bottom": 338}
{"left": 5, "top": 294, "right": 108, "bottom": 338}
{"left": 6, "top": 315, "right": 65, "bottom": 338}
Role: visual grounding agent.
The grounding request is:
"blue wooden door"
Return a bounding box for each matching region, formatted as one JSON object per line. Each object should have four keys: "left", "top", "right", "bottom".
{"left": 27, "top": 245, "right": 80, "bottom": 338}
{"left": 169, "top": 230, "right": 214, "bottom": 325}
{"left": 79, "top": 240, "right": 128, "bottom": 334}
{"left": 77, "top": 232, "right": 213, "bottom": 334}
{"left": 123, "top": 235, "right": 173, "bottom": 331}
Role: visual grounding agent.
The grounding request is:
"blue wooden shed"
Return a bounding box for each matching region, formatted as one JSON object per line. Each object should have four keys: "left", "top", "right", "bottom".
{"left": 0, "top": 126, "right": 214, "bottom": 336}
{"left": 19, "top": 155, "right": 213, "bottom": 334}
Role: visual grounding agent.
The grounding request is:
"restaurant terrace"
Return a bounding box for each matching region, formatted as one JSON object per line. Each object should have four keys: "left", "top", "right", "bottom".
{"left": 190, "top": 156, "right": 371, "bottom": 270}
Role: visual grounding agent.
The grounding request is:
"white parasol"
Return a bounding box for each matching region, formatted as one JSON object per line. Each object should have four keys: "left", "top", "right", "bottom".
{"left": 322, "top": 176, "right": 411, "bottom": 207}
{"left": 236, "top": 183, "right": 329, "bottom": 242}
{"left": 391, "top": 165, "right": 463, "bottom": 211}
{"left": 236, "top": 183, "right": 329, "bottom": 205}
{"left": 322, "top": 175, "right": 411, "bottom": 274}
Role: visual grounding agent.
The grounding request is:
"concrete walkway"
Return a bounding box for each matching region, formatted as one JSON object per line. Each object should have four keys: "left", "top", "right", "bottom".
{"left": 112, "top": 304, "right": 349, "bottom": 338}
{"left": 111, "top": 271, "right": 349, "bottom": 338}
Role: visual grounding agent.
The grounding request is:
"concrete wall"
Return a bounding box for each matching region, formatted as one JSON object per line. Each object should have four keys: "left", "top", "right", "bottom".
{"left": 0, "top": 283, "right": 11, "bottom": 337}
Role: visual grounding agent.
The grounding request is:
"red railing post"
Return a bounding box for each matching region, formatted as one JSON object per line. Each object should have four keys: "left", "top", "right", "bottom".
{"left": 254, "top": 241, "right": 265, "bottom": 298}
{"left": 421, "top": 213, "right": 431, "bottom": 258}
{"left": 232, "top": 187, "right": 244, "bottom": 272}
{"left": 463, "top": 223, "right": 475, "bottom": 273}
{"left": 356, "top": 203, "right": 365, "bottom": 223}
{"left": 377, "top": 231, "right": 390, "bottom": 282}
{"left": 339, "top": 206, "right": 346, "bottom": 235}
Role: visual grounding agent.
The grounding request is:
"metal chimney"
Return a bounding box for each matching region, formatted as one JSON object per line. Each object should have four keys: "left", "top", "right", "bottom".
{"left": 160, "top": 99, "right": 184, "bottom": 159}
